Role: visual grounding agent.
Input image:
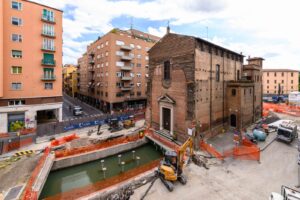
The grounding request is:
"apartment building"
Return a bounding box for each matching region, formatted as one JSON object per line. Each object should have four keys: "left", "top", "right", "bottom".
{"left": 77, "top": 28, "right": 160, "bottom": 113}
{"left": 147, "top": 32, "right": 263, "bottom": 141}
{"left": 63, "top": 64, "right": 78, "bottom": 97}
{"left": 0, "top": 0, "right": 63, "bottom": 133}
{"left": 262, "top": 69, "right": 299, "bottom": 95}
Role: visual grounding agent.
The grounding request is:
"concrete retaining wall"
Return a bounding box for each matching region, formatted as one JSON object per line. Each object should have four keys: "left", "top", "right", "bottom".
{"left": 52, "top": 138, "right": 147, "bottom": 171}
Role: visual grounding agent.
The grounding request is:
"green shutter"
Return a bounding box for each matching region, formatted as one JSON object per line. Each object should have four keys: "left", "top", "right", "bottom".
{"left": 44, "top": 68, "right": 53, "bottom": 72}
{"left": 43, "top": 53, "right": 53, "bottom": 60}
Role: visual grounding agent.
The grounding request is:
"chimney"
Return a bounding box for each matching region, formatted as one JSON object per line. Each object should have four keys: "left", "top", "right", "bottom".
{"left": 166, "top": 21, "right": 170, "bottom": 34}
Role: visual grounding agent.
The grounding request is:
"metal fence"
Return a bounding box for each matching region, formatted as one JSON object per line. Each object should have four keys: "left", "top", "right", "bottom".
{"left": 36, "top": 110, "right": 145, "bottom": 137}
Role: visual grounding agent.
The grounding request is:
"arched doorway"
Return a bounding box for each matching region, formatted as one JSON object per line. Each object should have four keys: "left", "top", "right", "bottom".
{"left": 230, "top": 114, "right": 237, "bottom": 127}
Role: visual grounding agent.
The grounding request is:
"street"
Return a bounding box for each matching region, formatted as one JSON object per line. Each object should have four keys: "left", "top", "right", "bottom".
{"left": 62, "top": 93, "right": 103, "bottom": 120}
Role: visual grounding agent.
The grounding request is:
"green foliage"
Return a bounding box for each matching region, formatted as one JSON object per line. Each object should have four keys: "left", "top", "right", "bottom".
{"left": 9, "top": 121, "right": 25, "bottom": 132}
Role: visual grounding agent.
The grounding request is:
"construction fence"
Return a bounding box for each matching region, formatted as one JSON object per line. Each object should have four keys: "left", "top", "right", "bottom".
{"left": 263, "top": 102, "right": 300, "bottom": 117}
{"left": 22, "top": 147, "right": 50, "bottom": 200}
{"left": 200, "top": 137, "right": 260, "bottom": 162}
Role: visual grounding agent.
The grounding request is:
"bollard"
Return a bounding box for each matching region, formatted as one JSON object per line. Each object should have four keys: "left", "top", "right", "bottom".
{"left": 101, "top": 160, "right": 105, "bottom": 170}
{"left": 136, "top": 156, "right": 140, "bottom": 166}
{"left": 121, "top": 161, "right": 125, "bottom": 172}
{"left": 118, "top": 154, "right": 122, "bottom": 164}
{"left": 102, "top": 167, "right": 107, "bottom": 179}
{"left": 132, "top": 150, "right": 135, "bottom": 160}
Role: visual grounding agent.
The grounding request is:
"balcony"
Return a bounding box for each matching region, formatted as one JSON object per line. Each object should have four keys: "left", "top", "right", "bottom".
{"left": 120, "top": 66, "right": 133, "bottom": 71}
{"left": 42, "top": 46, "right": 56, "bottom": 52}
{"left": 121, "top": 87, "right": 133, "bottom": 91}
{"left": 121, "top": 76, "right": 132, "bottom": 81}
{"left": 89, "top": 59, "right": 95, "bottom": 64}
{"left": 120, "top": 45, "right": 132, "bottom": 51}
{"left": 42, "top": 31, "right": 56, "bottom": 38}
{"left": 42, "top": 59, "right": 56, "bottom": 66}
{"left": 120, "top": 55, "right": 133, "bottom": 61}
{"left": 41, "top": 75, "right": 56, "bottom": 81}
{"left": 41, "top": 15, "right": 56, "bottom": 24}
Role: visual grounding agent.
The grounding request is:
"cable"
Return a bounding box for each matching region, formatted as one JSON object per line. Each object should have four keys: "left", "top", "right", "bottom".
{"left": 140, "top": 175, "right": 158, "bottom": 200}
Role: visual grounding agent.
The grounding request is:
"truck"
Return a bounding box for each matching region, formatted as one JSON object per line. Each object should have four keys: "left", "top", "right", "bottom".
{"left": 270, "top": 186, "right": 300, "bottom": 200}
{"left": 277, "top": 121, "right": 298, "bottom": 143}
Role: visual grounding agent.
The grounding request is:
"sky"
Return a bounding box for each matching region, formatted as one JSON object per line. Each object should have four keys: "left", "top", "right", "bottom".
{"left": 33, "top": 0, "right": 300, "bottom": 70}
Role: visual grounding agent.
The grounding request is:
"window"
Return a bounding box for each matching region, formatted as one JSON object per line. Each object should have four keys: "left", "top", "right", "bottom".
{"left": 105, "top": 92, "right": 108, "bottom": 97}
{"left": 137, "top": 91, "right": 142, "bottom": 96}
{"left": 42, "top": 9, "right": 55, "bottom": 22}
{"left": 11, "top": 82, "right": 22, "bottom": 90}
{"left": 291, "top": 80, "right": 294, "bottom": 84}
{"left": 97, "top": 45, "right": 100, "bottom": 49}
{"left": 282, "top": 80, "right": 284, "bottom": 83}
{"left": 116, "top": 40, "right": 124, "bottom": 46}
{"left": 12, "top": 34, "right": 22, "bottom": 42}
{"left": 8, "top": 100, "right": 25, "bottom": 106}
{"left": 44, "top": 83, "right": 53, "bottom": 90}
{"left": 43, "top": 68, "right": 54, "bottom": 78}
{"left": 12, "top": 50, "right": 22, "bottom": 58}
{"left": 216, "top": 64, "right": 220, "bottom": 82}
{"left": 267, "top": 80, "right": 269, "bottom": 84}
{"left": 292, "top": 86, "right": 294, "bottom": 89}
{"left": 11, "top": 66, "right": 22, "bottom": 74}
{"left": 12, "top": 17, "right": 22, "bottom": 26}
{"left": 137, "top": 45, "right": 141, "bottom": 49}
{"left": 274, "top": 72, "right": 277, "bottom": 77}
{"left": 136, "top": 63, "right": 141, "bottom": 67}
{"left": 137, "top": 54, "right": 142, "bottom": 59}
{"left": 43, "top": 38, "right": 55, "bottom": 51}
{"left": 116, "top": 51, "right": 124, "bottom": 56}
{"left": 116, "top": 72, "right": 122, "bottom": 77}
{"left": 136, "top": 73, "right": 141, "bottom": 77}
{"left": 130, "top": 44, "right": 135, "bottom": 48}
{"left": 129, "top": 53, "right": 134, "bottom": 58}
{"left": 105, "top": 62, "right": 108, "bottom": 67}
{"left": 105, "top": 41, "right": 109, "bottom": 46}
{"left": 137, "top": 83, "right": 141, "bottom": 87}
{"left": 291, "top": 73, "right": 294, "bottom": 77}
{"left": 267, "top": 86, "right": 269, "bottom": 89}
{"left": 281, "top": 72, "right": 284, "bottom": 77}
{"left": 130, "top": 73, "right": 135, "bottom": 77}
{"left": 163, "top": 61, "right": 171, "bottom": 80}
{"left": 145, "top": 56, "right": 149, "bottom": 61}
{"left": 274, "top": 80, "right": 277, "bottom": 84}
{"left": 43, "top": 53, "right": 55, "bottom": 65}
{"left": 145, "top": 47, "right": 150, "bottom": 51}
{"left": 267, "top": 72, "right": 269, "bottom": 77}
{"left": 105, "top": 51, "right": 108, "bottom": 56}
{"left": 237, "top": 70, "right": 240, "bottom": 81}
{"left": 12, "top": 1, "right": 22, "bottom": 10}
{"left": 250, "top": 88, "right": 252, "bottom": 94}
{"left": 106, "top": 72, "right": 108, "bottom": 76}
{"left": 43, "top": 24, "right": 55, "bottom": 36}
{"left": 231, "top": 89, "right": 236, "bottom": 96}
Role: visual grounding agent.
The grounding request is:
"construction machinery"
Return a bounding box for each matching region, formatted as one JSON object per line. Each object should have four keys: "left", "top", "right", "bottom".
{"left": 277, "top": 121, "right": 298, "bottom": 143}
{"left": 108, "top": 118, "right": 123, "bottom": 132}
{"left": 157, "top": 137, "right": 194, "bottom": 192}
{"left": 270, "top": 185, "right": 300, "bottom": 200}
{"left": 123, "top": 115, "right": 135, "bottom": 129}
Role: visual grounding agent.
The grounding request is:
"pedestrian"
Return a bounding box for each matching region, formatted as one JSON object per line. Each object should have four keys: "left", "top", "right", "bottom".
{"left": 296, "top": 138, "right": 300, "bottom": 188}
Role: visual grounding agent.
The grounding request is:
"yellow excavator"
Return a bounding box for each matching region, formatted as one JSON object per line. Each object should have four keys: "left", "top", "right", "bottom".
{"left": 157, "top": 137, "right": 194, "bottom": 192}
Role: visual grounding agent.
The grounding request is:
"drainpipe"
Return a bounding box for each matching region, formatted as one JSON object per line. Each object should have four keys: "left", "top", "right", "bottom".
{"left": 222, "top": 52, "right": 225, "bottom": 124}
{"left": 209, "top": 47, "right": 212, "bottom": 131}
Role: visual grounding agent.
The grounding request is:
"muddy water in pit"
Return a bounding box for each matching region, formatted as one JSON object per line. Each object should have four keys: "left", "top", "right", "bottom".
{"left": 39, "top": 143, "right": 163, "bottom": 199}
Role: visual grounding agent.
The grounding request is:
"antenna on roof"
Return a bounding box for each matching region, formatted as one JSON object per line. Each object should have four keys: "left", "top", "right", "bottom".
{"left": 167, "top": 20, "right": 170, "bottom": 34}
{"left": 206, "top": 26, "right": 208, "bottom": 40}
{"left": 130, "top": 17, "right": 133, "bottom": 30}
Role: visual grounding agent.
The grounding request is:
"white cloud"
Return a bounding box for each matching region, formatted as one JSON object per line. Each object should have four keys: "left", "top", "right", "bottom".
{"left": 32, "top": 0, "right": 300, "bottom": 70}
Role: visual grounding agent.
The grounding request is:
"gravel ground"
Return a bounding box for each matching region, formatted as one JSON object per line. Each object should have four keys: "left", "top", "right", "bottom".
{"left": 0, "top": 154, "right": 42, "bottom": 194}
{"left": 132, "top": 114, "right": 300, "bottom": 200}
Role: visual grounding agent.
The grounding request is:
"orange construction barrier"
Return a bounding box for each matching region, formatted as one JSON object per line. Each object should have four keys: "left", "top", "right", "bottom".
{"left": 199, "top": 141, "right": 224, "bottom": 161}
{"left": 22, "top": 147, "right": 50, "bottom": 200}
{"left": 263, "top": 102, "right": 300, "bottom": 117}
{"left": 51, "top": 134, "right": 79, "bottom": 147}
{"left": 55, "top": 133, "right": 142, "bottom": 158}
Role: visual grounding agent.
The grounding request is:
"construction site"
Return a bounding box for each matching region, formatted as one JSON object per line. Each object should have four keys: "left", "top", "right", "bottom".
{"left": 0, "top": 102, "right": 299, "bottom": 200}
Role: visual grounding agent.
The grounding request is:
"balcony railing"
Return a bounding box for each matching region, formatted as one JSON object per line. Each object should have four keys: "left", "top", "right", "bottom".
{"left": 121, "top": 76, "right": 132, "bottom": 81}
{"left": 120, "top": 66, "right": 133, "bottom": 71}
{"left": 41, "top": 15, "right": 56, "bottom": 23}
{"left": 41, "top": 75, "right": 56, "bottom": 81}
{"left": 42, "top": 31, "right": 56, "bottom": 38}
{"left": 121, "top": 87, "right": 133, "bottom": 91}
{"left": 120, "top": 55, "right": 133, "bottom": 61}
{"left": 42, "top": 59, "right": 56, "bottom": 66}
{"left": 42, "top": 46, "right": 56, "bottom": 52}
{"left": 120, "top": 45, "right": 132, "bottom": 51}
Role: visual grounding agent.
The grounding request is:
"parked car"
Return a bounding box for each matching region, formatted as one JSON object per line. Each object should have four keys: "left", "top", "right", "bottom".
{"left": 73, "top": 106, "right": 83, "bottom": 116}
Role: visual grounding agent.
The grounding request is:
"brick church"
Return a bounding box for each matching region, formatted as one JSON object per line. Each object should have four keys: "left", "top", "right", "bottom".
{"left": 146, "top": 31, "right": 263, "bottom": 142}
